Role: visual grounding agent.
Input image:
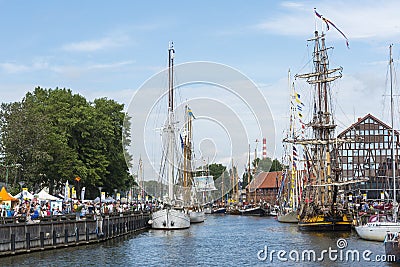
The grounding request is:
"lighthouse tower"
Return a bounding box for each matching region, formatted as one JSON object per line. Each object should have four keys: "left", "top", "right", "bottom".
{"left": 262, "top": 138, "right": 267, "bottom": 159}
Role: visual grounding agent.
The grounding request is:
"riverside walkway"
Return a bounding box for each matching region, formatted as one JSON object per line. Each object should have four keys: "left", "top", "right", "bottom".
{"left": 0, "top": 211, "right": 150, "bottom": 256}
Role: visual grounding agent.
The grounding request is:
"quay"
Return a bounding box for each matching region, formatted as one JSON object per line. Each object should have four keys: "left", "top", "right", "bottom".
{"left": 0, "top": 211, "right": 150, "bottom": 256}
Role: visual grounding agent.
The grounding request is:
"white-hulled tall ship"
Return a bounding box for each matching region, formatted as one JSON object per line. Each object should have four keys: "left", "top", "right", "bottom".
{"left": 150, "top": 43, "right": 190, "bottom": 230}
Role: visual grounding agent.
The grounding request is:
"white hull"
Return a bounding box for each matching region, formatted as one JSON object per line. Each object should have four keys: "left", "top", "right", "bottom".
{"left": 151, "top": 208, "right": 190, "bottom": 230}
{"left": 277, "top": 210, "right": 298, "bottom": 223}
{"left": 355, "top": 222, "right": 400, "bottom": 241}
{"left": 189, "top": 211, "right": 205, "bottom": 223}
{"left": 204, "top": 207, "right": 212, "bottom": 214}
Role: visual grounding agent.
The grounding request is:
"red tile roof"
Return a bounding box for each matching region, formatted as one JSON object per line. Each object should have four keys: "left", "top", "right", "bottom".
{"left": 247, "top": 171, "right": 282, "bottom": 190}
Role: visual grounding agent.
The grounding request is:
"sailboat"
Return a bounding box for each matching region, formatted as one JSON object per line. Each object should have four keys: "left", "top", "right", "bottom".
{"left": 181, "top": 105, "right": 205, "bottom": 223}
{"left": 240, "top": 144, "right": 267, "bottom": 216}
{"left": 357, "top": 45, "right": 400, "bottom": 241}
{"left": 150, "top": 42, "right": 191, "bottom": 230}
{"left": 287, "top": 30, "right": 353, "bottom": 231}
{"left": 278, "top": 71, "right": 301, "bottom": 223}
{"left": 193, "top": 168, "right": 217, "bottom": 214}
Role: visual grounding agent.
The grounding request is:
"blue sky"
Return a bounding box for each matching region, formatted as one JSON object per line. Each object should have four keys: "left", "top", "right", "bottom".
{"left": 1, "top": 1, "right": 400, "bottom": 180}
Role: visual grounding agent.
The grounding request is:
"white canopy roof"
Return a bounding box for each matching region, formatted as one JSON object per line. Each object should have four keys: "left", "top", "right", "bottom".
{"left": 36, "top": 188, "right": 60, "bottom": 201}
{"left": 14, "top": 190, "right": 34, "bottom": 200}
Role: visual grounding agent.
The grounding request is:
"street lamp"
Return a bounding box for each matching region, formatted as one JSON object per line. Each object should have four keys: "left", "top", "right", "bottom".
{"left": 2, "top": 163, "right": 22, "bottom": 190}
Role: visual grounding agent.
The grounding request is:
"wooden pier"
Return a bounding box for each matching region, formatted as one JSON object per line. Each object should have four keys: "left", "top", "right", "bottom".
{"left": 0, "top": 212, "right": 150, "bottom": 256}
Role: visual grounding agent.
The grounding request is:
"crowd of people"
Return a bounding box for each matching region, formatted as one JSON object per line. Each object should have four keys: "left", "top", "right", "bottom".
{"left": 0, "top": 198, "right": 157, "bottom": 222}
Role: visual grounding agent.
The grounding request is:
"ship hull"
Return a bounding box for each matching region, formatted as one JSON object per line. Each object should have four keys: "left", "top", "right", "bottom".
{"left": 151, "top": 208, "right": 190, "bottom": 230}
{"left": 355, "top": 223, "right": 400, "bottom": 241}
{"left": 298, "top": 221, "right": 352, "bottom": 231}
{"left": 298, "top": 215, "right": 352, "bottom": 231}
{"left": 212, "top": 207, "right": 226, "bottom": 214}
{"left": 277, "top": 210, "right": 298, "bottom": 223}
{"left": 239, "top": 207, "right": 266, "bottom": 216}
{"left": 189, "top": 211, "right": 205, "bottom": 223}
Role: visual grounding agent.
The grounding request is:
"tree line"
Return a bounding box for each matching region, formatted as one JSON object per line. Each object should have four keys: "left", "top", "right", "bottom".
{"left": 0, "top": 87, "right": 133, "bottom": 199}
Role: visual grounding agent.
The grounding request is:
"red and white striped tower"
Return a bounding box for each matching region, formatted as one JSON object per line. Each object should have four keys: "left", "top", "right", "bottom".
{"left": 262, "top": 138, "right": 267, "bottom": 159}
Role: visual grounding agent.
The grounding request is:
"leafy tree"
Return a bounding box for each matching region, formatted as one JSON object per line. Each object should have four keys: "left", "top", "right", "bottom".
{"left": 208, "top": 163, "right": 227, "bottom": 180}
{"left": 0, "top": 87, "right": 132, "bottom": 198}
{"left": 271, "top": 158, "right": 283, "bottom": 171}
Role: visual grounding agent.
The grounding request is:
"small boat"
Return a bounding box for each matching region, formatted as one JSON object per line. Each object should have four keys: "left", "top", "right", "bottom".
{"left": 212, "top": 207, "right": 226, "bottom": 214}
{"left": 355, "top": 45, "right": 400, "bottom": 240}
{"left": 226, "top": 206, "right": 241, "bottom": 215}
{"left": 277, "top": 209, "right": 298, "bottom": 223}
{"left": 239, "top": 205, "right": 266, "bottom": 216}
{"left": 204, "top": 206, "right": 212, "bottom": 214}
{"left": 355, "top": 214, "right": 400, "bottom": 241}
{"left": 384, "top": 232, "right": 400, "bottom": 262}
{"left": 189, "top": 209, "right": 206, "bottom": 223}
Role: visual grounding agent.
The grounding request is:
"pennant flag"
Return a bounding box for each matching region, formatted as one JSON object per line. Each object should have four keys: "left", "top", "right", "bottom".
{"left": 188, "top": 107, "right": 196, "bottom": 119}
{"left": 314, "top": 8, "right": 349, "bottom": 48}
{"left": 179, "top": 134, "right": 184, "bottom": 150}
{"left": 297, "top": 105, "right": 303, "bottom": 111}
{"left": 293, "top": 150, "right": 298, "bottom": 157}
{"left": 298, "top": 112, "right": 303, "bottom": 118}
{"left": 293, "top": 146, "right": 297, "bottom": 152}
{"left": 295, "top": 93, "right": 305, "bottom": 106}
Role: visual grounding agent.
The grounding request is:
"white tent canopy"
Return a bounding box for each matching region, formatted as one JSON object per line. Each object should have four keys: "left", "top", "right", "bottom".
{"left": 36, "top": 188, "right": 60, "bottom": 201}
{"left": 13, "top": 190, "right": 34, "bottom": 200}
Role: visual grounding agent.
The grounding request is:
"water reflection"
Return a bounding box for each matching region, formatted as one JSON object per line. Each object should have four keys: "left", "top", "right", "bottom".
{"left": 0, "top": 215, "right": 393, "bottom": 266}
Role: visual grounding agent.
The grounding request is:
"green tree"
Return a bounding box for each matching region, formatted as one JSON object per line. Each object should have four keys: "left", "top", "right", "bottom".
{"left": 208, "top": 163, "right": 226, "bottom": 180}
{"left": 0, "top": 87, "right": 132, "bottom": 198}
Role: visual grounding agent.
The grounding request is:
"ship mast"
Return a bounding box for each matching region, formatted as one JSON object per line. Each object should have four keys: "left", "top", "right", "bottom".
{"left": 389, "top": 44, "right": 397, "bottom": 222}
{"left": 295, "top": 31, "right": 342, "bottom": 213}
{"left": 183, "top": 105, "right": 193, "bottom": 205}
{"left": 167, "top": 42, "right": 175, "bottom": 203}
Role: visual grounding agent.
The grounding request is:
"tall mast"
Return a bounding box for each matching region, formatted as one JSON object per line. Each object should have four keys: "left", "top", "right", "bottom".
{"left": 183, "top": 105, "right": 193, "bottom": 205}
{"left": 289, "top": 69, "right": 296, "bottom": 209}
{"left": 167, "top": 42, "right": 175, "bottom": 203}
{"left": 390, "top": 44, "right": 397, "bottom": 222}
{"left": 295, "top": 31, "right": 342, "bottom": 212}
{"left": 248, "top": 144, "right": 251, "bottom": 186}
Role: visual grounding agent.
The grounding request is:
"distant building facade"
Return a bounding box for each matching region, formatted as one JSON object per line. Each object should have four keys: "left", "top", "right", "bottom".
{"left": 337, "top": 113, "right": 400, "bottom": 201}
{"left": 246, "top": 171, "right": 282, "bottom": 204}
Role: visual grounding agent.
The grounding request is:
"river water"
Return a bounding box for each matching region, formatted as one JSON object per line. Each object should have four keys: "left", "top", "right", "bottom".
{"left": 2, "top": 215, "right": 394, "bottom": 266}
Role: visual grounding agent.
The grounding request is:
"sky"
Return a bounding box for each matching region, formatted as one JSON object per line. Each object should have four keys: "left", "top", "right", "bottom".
{"left": 2, "top": 1, "right": 400, "bottom": 184}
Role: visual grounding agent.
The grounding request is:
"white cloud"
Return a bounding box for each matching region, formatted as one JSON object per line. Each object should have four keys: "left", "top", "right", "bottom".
{"left": 50, "top": 60, "right": 134, "bottom": 78}
{"left": 256, "top": 1, "right": 400, "bottom": 41}
{"left": 0, "top": 58, "right": 50, "bottom": 74}
{"left": 0, "top": 62, "right": 30, "bottom": 73}
{"left": 62, "top": 35, "right": 131, "bottom": 52}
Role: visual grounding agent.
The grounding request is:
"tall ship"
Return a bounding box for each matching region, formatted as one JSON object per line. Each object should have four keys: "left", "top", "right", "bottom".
{"left": 278, "top": 71, "right": 302, "bottom": 223}
{"left": 150, "top": 43, "right": 191, "bottom": 230}
{"left": 181, "top": 105, "right": 205, "bottom": 223}
{"left": 286, "top": 30, "right": 352, "bottom": 231}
